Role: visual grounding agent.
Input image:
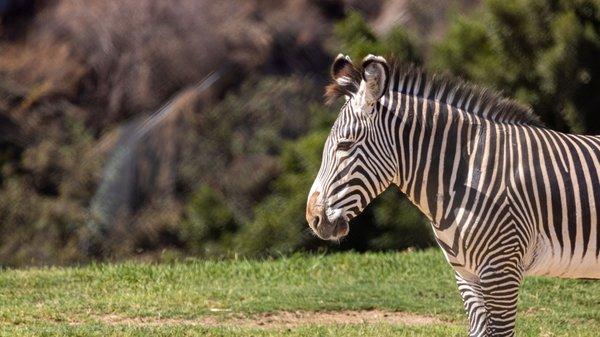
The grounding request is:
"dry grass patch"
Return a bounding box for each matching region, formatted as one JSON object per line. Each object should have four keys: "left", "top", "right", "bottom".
{"left": 89, "top": 310, "right": 444, "bottom": 328}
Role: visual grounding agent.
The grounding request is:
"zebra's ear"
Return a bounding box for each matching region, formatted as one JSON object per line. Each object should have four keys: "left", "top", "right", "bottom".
{"left": 361, "top": 55, "right": 389, "bottom": 104}
{"left": 331, "top": 54, "right": 355, "bottom": 82}
{"left": 325, "top": 54, "right": 361, "bottom": 104}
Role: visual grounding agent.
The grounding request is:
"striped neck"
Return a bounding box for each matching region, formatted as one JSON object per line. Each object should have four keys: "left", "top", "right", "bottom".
{"left": 387, "top": 91, "right": 480, "bottom": 223}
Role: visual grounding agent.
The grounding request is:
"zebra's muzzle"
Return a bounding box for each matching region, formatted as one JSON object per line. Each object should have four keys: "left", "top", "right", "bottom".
{"left": 307, "top": 191, "right": 350, "bottom": 241}
{"left": 312, "top": 213, "right": 349, "bottom": 241}
{"left": 329, "top": 217, "right": 349, "bottom": 240}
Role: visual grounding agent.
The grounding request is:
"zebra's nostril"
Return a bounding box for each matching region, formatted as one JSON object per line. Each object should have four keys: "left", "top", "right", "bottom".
{"left": 312, "top": 216, "right": 320, "bottom": 228}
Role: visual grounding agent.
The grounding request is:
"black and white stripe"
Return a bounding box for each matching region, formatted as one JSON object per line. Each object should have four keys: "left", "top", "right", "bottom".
{"left": 307, "top": 54, "right": 599, "bottom": 337}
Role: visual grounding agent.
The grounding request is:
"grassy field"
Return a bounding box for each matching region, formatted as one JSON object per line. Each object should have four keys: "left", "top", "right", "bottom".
{"left": 1, "top": 249, "right": 599, "bottom": 336}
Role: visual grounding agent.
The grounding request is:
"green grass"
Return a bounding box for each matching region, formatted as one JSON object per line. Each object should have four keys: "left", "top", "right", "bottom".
{"left": 1, "top": 249, "right": 599, "bottom": 336}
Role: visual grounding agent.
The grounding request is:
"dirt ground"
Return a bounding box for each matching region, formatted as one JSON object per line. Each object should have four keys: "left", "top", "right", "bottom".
{"left": 93, "top": 310, "right": 444, "bottom": 328}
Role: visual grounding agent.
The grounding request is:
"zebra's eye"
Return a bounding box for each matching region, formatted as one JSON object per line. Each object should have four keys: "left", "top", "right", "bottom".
{"left": 336, "top": 140, "right": 354, "bottom": 152}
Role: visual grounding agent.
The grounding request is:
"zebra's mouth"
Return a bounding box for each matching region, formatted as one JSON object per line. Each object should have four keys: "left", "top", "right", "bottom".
{"left": 331, "top": 218, "right": 349, "bottom": 240}
{"left": 314, "top": 217, "right": 349, "bottom": 241}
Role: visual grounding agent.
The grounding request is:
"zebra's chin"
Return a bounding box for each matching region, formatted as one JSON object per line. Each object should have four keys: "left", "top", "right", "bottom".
{"left": 314, "top": 217, "right": 349, "bottom": 241}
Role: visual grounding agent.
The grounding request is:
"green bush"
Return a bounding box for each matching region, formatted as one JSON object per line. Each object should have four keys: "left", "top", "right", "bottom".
{"left": 431, "top": 0, "right": 600, "bottom": 134}
{"left": 0, "top": 115, "right": 99, "bottom": 266}
{"left": 233, "top": 128, "right": 330, "bottom": 256}
{"left": 332, "top": 11, "right": 422, "bottom": 64}
{"left": 368, "top": 189, "right": 434, "bottom": 251}
{"left": 181, "top": 185, "right": 240, "bottom": 256}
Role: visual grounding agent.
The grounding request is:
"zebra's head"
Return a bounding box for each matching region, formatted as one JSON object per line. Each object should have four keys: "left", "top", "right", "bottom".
{"left": 306, "top": 54, "right": 395, "bottom": 240}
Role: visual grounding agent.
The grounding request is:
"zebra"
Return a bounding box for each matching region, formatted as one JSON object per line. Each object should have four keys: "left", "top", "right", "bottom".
{"left": 306, "top": 53, "right": 600, "bottom": 336}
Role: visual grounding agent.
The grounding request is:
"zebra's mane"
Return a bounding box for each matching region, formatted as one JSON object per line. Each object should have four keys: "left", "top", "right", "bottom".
{"left": 391, "top": 63, "right": 543, "bottom": 127}
{"left": 325, "top": 59, "right": 544, "bottom": 127}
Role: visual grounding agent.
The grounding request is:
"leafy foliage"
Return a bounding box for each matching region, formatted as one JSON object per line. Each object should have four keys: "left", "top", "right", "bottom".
{"left": 333, "top": 11, "right": 422, "bottom": 63}
{"left": 233, "top": 128, "right": 329, "bottom": 256}
{"left": 181, "top": 185, "right": 239, "bottom": 256}
{"left": 431, "top": 0, "right": 600, "bottom": 133}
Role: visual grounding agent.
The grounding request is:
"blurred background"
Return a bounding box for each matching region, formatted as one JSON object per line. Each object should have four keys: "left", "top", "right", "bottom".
{"left": 0, "top": 0, "right": 598, "bottom": 266}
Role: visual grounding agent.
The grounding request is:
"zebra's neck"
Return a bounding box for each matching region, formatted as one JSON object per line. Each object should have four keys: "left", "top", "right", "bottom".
{"left": 388, "top": 92, "right": 482, "bottom": 224}
{"left": 380, "top": 64, "right": 541, "bottom": 225}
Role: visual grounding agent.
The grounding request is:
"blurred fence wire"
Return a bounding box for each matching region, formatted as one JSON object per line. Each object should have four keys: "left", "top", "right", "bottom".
{"left": 86, "top": 70, "right": 223, "bottom": 254}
